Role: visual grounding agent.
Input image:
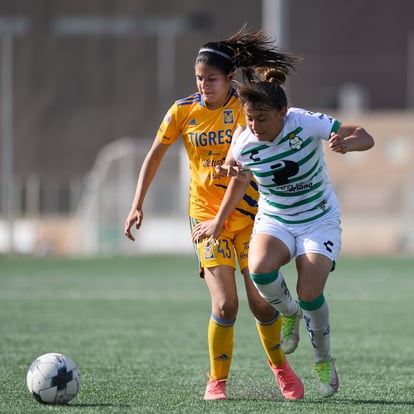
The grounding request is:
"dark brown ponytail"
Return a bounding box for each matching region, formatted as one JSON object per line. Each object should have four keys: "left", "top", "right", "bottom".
{"left": 195, "top": 24, "right": 302, "bottom": 83}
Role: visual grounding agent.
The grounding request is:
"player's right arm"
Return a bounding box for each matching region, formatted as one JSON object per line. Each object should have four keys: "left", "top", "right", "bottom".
{"left": 124, "top": 138, "right": 170, "bottom": 241}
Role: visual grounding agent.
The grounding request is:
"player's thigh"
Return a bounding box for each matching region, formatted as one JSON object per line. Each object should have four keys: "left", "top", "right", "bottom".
{"left": 295, "top": 218, "right": 341, "bottom": 300}
{"left": 248, "top": 233, "right": 291, "bottom": 273}
{"left": 295, "top": 253, "right": 333, "bottom": 301}
{"left": 249, "top": 214, "right": 292, "bottom": 272}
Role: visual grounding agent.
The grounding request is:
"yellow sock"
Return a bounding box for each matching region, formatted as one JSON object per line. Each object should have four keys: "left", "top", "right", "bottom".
{"left": 208, "top": 314, "right": 235, "bottom": 380}
{"left": 256, "top": 312, "right": 286, "bottom": 367}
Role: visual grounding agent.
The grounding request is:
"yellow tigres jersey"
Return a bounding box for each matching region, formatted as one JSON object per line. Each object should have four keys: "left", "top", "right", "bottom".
{"left": 156, "top": 88, "right": 258, "bottom": 229}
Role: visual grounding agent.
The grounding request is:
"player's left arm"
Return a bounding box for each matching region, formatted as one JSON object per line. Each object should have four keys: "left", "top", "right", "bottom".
{"left": 192, "top": 126, "right": 248, "bottom": 242}
{"left": 329, "top": 124, "right": 374, "bottom": 154}
{"left": 192, "top": 171, "right": 252, "bottom": 242}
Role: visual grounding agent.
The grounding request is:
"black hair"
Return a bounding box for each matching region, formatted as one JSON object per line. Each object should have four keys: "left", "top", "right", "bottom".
{"left": 238, "top": 69, "right": 288, "bottom": 111}
{"left": 195, "top": 24, "right": 302, "bottom": 82}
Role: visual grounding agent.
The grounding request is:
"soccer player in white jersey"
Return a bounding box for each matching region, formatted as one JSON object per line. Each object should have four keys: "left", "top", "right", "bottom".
{"left": 192, "top": 68, "right": 374, "bottom": 397}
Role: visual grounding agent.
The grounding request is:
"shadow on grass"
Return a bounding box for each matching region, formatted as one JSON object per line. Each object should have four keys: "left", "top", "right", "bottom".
{"left": 229, "top": 389, "right": 414, "bottom": 408}
{"left": 69, "top": 403, "right": 132, "bottom": 408}
{"left": 339, "top": 399, "right": 414, "bottom": 407}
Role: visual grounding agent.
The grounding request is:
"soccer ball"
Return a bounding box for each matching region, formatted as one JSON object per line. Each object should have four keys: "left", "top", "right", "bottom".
{"left": 26, "top": 352, "right": 80, "bottom": 404}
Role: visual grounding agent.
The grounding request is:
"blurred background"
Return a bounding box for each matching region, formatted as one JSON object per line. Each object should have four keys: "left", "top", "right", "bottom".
{"left": 0, "top": 0, "right": 413, "bottom": 257}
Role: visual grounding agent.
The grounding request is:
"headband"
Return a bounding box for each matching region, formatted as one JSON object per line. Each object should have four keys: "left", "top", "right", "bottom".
{"left": 198, "top": 47, "right": 233, "bottom": 62}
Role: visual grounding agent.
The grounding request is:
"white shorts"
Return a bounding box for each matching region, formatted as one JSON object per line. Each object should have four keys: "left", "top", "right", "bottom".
{"left": 252, "top": 209, "right": 342, "bottom": 261}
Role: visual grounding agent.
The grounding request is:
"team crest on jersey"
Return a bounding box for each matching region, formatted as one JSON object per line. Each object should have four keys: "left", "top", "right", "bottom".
{"left": 223, "top": 109, "right": 234, "bottom": 125}
{"left": 204, "top": 243, "right": 215, "bottom": 260}
{"left": 288, "top": 132, "right": 304, "bottom": 150}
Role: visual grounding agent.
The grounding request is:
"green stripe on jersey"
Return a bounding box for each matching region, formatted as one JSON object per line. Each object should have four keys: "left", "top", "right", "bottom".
{"left": 263, "top": 206, "right": 332, "bottom": 224}
{"left": 242, "top": 136, "right": 314, "bottom": 168}
{"left": 265, "top": 190, "right": 324, "bottom": 209}
{"left": 278, "top": 127, "right": 304, "bottom": 144}
{"left": 240, "top": 143, "right": 271, "bottom": 156}
{"left": 332, "top": 120, "right": 341, "bottom": 133}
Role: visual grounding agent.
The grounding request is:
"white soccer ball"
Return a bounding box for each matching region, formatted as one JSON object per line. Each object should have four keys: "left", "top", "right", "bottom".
{"left": 26, "top": 352, "right": 80, "bottom": 404}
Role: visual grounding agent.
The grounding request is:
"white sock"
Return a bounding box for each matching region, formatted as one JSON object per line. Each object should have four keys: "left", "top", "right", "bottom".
{"left": 301, "top": 299, "right": 331, "bottom": 362}
{"left": 251, "top": 270, "right": 298, "bottom": 316}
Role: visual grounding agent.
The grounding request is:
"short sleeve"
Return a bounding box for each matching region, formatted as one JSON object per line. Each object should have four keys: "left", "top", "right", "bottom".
{"left": 296, "top": 109, "right": 341, "bottom": 141}
{"left": 156, "top": 102, "right": 181, "bottom": 144}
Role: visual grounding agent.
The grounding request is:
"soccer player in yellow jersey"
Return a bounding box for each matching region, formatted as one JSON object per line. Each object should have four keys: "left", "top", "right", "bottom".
{"left": 124, "top": 26, "right": 303, "bottom": 401}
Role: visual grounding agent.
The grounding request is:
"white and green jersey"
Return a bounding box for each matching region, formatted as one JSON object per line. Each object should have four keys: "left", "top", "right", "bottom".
{"left": 232, "top": 107, "right": 341, "bottom": 225}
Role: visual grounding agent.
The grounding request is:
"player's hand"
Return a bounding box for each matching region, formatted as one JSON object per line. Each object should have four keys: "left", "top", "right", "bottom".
{"left": 215, "top": 164, "right": 246, "bottom": 177}
{"left": 124, "top": 208, "right": 144, "bottom": 241}
{"left": 329, "top": 132, "right": 348, "bottom": 154}
{"left": 192, "top": 219, "right": 223, "bottom": 243}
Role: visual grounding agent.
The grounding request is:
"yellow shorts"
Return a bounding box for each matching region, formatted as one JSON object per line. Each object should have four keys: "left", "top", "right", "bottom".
{"left": 189, "top": 217, "right": 253, "bottom": 278}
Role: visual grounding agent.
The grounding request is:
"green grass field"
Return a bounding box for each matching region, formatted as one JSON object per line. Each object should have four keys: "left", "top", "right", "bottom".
{"left": 0, "top": 255, "right": 413, "bottom": 413}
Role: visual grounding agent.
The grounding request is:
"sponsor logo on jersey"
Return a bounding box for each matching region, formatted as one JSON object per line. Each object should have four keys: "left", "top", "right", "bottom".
{"left": 318, "top": 199, "right": 328, "bottom": 210}
{"left": 202, "top": 158, "right": 225, "bottom": 168}
{"left": 188, "top": 118, "right": 197, "bottom": 126}
{"left": 208, "top": 150, "right": 221, "bottom": 156}
{"left": 279, "top": 182, "right": 313, "bottom": 192}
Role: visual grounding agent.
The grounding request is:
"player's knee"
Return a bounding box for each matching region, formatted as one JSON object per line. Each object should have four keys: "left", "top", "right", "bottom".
{"left": 249, "top": 254, "right": 283, "bottom": 274}
{"left": 298, "top": 288, "right": 324, "bottom": 304}
{"left": 249, "top": 261, "right": 270, "bottom": 274}
{"left": 213, "top": 299, "right": 238, "bottom": 321}
{"left": 248, "top": 297, "right": 275, "bottom": 320}
{"left": 250, "top": 270, "right": 279, "bottom": 285}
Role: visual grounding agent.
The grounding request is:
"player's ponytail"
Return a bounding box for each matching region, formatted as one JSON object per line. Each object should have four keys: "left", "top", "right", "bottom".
{"left": 224, "top": 24, "right": 302, "bottom": 84}
{"left": 261, "top": 68, "right": 286, "bottom": 85}
{"left": 195, "top": 25, "right": 301, "bottom": 82}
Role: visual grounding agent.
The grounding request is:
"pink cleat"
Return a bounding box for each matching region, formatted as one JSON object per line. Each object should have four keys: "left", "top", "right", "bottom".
{"left": 268, "top": 359, "right": 304, "bottom": 400}
{"left": 204, "top": 378, "right": 228, "bottom": 400}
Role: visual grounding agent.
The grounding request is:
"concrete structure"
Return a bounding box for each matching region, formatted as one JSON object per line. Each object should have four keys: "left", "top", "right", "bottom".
{"left": 0, "top": 1, "right": 413, "bottom": 255}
